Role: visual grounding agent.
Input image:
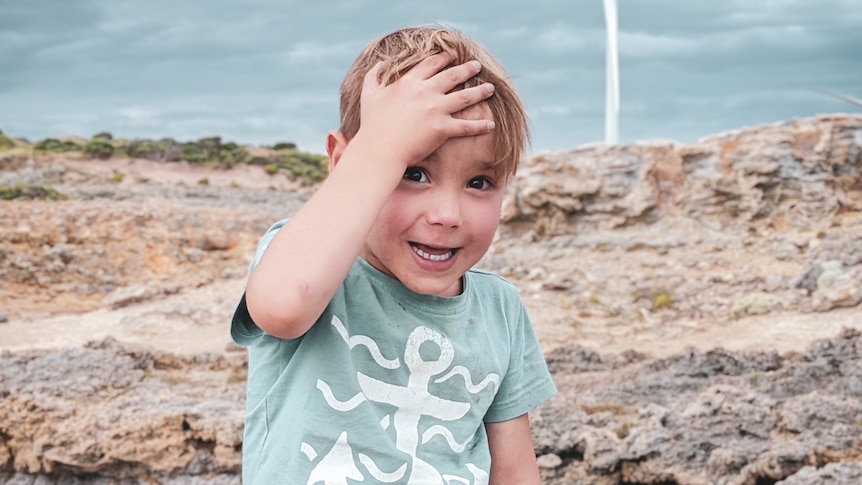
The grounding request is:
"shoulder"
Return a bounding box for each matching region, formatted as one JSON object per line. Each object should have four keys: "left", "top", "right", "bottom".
{"left": 465, "top": 267, "right": 525, "bottom": 306}
{"left": 467, "top": 267, "right": 519, "bottom": 290}
{"left": 249, "top": 218, "right": 289, "bottom": 271}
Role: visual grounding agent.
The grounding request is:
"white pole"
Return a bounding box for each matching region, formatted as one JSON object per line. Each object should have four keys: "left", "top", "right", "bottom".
{"left": 813, "top": 88, "right": 862, "bottom": 108}
{"left": 603, "top": 0, "right": 619, "bottom": 145}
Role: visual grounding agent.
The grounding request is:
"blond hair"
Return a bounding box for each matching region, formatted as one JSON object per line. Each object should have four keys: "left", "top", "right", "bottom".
{"left": 339, "top": 26, "right": 530, "bottom": 178}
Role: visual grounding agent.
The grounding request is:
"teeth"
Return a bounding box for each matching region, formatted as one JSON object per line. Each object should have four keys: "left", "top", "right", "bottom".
{"left": 412, "top": 245, "right": 453, "bottom": 262}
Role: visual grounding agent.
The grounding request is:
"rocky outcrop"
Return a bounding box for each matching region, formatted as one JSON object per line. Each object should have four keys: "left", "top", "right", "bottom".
{"left": 534, "top": 327, "right": 862, "bottom": 484}
{"left": 503, "top": 114, "right": 862, "bottom": 235}
{"left": 2, "top": 331, "right": 860, "bottom": 484}
{"left": 0, "top": 339, "right": 246, "bottom": 484}
{"left": 0, "top": 178, "right": 306, "bottom": 317}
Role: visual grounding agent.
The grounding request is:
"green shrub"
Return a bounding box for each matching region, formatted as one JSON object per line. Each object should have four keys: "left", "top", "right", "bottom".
{"left": 157, "top": 138, "right": 182, "bottom": 161}
{"left": 0, "top": 183, "right": 67, "bottom": 201}
{"left": 92, "top": 132, "right": 113, "bottom": 140}
{"left": 273, "top": 142, "right": 297, "bottom": 150}
{"left": 179, "top": 136, "right": 248, "bottom": 168}
{"left": 34, "top": 138, "right": 82, "bottom": 153}
{"left": 182, "top": 136, "right": 221, "bottom": 164}
{"left": 126, "top": 139, "right": 154, "bottom": 159}
{"left": 653, "top": 293, "right": 673, "bottom": 309}
{"left": 277, "top": 150, "right": 327, "bottom": 183}
{"left": 252, "top": 147, "right": 328, "bottom": 183}
{"left": 219, "top": 144, "right": 248, "bottom": 168}
{"left": 84, "top": 139, "right": 114, "bottom": 159}
{"left": 126, "top": 138, "right": 182, "bottom": 161}
{"left": 0, "top": 133, "right": 14, "bottom": 151}
{"left": 248, "top": 155, "right": 276, "bottom": 166}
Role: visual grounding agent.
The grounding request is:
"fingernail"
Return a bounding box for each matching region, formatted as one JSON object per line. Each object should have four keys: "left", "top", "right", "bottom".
{"left": 487, "top": 121, "right": 496, "bottom": 131}
{"left": 471, "top": 60, "right": 481, "bottom": 70}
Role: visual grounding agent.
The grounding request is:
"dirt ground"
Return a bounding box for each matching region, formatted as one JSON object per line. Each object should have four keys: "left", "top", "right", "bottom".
{"left": 2, "top": 155, "right": 861, "bottom": 359}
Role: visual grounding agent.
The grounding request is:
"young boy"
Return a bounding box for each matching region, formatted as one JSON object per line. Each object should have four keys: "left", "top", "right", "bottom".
{"left": 231, "top": 26, "right": 556, "bottom": 484}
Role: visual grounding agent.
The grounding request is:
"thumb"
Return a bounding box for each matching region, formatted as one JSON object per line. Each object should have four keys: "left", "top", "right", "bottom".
{"left": 363, "top": 61, "right": 384, "bottom": 92}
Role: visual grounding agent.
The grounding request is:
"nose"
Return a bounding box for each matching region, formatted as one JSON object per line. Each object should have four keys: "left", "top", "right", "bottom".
{"left": 424, "top": 188, "right": 462, "bottom": 228}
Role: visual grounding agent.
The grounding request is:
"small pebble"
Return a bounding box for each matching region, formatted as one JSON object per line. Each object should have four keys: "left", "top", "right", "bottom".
{"left": 536, "top": 453, "right": 563, "bottom": 469}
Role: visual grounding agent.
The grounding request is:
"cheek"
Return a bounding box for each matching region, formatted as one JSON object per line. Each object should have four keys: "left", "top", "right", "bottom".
{"left": 371, "top": 196, "right": 413, "bottom": 236}
{"left": 469, "top": 201, "right": 503, "bottom": 243}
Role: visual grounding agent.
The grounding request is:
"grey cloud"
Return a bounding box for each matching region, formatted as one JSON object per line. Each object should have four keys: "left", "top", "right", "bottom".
{"left": 0, "top": 0, "right": 859, "bottom": 153}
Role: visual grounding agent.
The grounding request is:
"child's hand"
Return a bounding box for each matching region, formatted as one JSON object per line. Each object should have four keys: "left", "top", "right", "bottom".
{"left": 356, "top": 53, "right": 496, "bottom": 168}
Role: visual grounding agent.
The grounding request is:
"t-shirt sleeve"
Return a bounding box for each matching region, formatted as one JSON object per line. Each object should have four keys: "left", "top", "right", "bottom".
{"left": 484, "top": 299, "right": 557, "bottom": 423}
{"left": 230, "top": 219, "right": 288, "bottom": 347}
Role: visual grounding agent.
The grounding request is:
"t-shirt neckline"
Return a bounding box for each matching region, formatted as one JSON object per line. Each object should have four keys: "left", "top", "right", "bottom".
{"left": 355, "top": 256, "right": 471, "bottom": 315}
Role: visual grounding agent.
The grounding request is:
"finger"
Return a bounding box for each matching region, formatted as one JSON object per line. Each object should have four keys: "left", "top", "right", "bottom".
{"left": 430, "top": 59, "right": 483, "bottom": 93}
{"left": 447, "top": 119, "right": 497, "bottom": 139}
{"left": 441, "top": 82, "right": 496, "bottom": 113}
{"left": 403, "top": 52, "right": 456, "bottom": 80}
{"left": 362, "top": 61, "right": 384, "bottom": 91}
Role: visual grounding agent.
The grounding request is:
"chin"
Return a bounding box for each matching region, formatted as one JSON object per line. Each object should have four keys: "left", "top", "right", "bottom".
{"left": 402, "top": 277, "right": 460, "bottom": 298}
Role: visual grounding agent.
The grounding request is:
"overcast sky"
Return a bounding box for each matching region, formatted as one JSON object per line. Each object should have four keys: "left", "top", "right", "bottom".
{"left": 1, "top": 0, "right": 860, "bottom": 155}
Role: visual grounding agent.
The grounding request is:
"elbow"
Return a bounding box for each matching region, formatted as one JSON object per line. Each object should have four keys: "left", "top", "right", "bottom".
{"left": 245, "top": 281, "right": 318, "bottom": 340}
{"left": 247, "top": 307, "right": 309, "bottom": 340}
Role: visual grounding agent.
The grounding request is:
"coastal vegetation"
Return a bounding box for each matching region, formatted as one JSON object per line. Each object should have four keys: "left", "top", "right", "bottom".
{"left": 0, "top": 130, "right": 328, "bottom": 184}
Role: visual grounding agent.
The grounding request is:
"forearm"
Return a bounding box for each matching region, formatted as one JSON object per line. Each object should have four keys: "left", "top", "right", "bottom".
{"left": 245, "top": 135, "right": 401, "bottom": 339}
{"left": 487, "top": 414, "right": 542, "bottom": 485}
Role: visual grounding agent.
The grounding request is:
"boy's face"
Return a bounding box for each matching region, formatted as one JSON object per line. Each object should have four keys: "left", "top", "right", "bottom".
{"left": 362, "top": 106, "right": 504, "bottom": 297}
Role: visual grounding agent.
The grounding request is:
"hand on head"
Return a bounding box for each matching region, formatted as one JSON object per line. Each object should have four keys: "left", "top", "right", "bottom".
{"left": 357, "top": 53, "right": 496, "bottom": 168}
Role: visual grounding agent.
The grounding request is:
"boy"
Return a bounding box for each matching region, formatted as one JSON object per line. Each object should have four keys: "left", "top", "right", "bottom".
{"left": 232, "top": 26, "right": 556, "bottom": 484}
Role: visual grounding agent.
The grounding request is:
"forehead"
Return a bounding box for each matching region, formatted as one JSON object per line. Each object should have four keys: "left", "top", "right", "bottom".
{"left": 453, "top": 104, "right": 501, "bottom": 171}
{"left": 428, "top": 108, "right": 498, "bottom": 172}
{"left": 453, "top": 103, "right": 492, "bottom": 122}
{"left": 451, "top": 102, "right": 511, "bottom": 173}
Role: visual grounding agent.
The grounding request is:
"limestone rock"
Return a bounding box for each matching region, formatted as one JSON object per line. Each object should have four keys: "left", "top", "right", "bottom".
{"left": 0, "top": 339, "right": 245, "bottom": 482}
{"left": 776, "top": 463, "right": 862, "bottom": 485}
{"left": 506, "top": 114, "right": 862, "bottom": 235}
{"left": 812, "top": 266, "right": 862, "bottom": 312}
{"left": 533, "top": 328, "right": 862, "bottom": 485}
{"left": 731, "top": 291, "right": 789, "bottom": 318}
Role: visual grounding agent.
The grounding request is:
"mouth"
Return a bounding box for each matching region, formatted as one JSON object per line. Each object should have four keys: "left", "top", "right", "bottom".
{"left": 410, "top": 242, "right": 458, "bottom": 262}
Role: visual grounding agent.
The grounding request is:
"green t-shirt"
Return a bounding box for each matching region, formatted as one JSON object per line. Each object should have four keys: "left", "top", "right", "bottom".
{"left": 232, "top": 221, "right": 557, "bottom": 484}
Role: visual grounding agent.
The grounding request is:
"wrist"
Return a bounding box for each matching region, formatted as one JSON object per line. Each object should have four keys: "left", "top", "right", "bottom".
{"left": 341, "top": 130, "right": 408, "bottom": 176}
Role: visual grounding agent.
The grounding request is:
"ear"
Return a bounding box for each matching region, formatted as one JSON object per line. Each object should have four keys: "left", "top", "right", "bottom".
{"left": 326, "top": 131, "right": 349, "bottom": 173}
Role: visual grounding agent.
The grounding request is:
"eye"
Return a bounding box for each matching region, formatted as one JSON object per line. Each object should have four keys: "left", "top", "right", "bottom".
{"left": 467, "top": 176, "right": 494, "bottom": 190}
{"left": 403, "top": 167, "right": 429, "bottom": 183}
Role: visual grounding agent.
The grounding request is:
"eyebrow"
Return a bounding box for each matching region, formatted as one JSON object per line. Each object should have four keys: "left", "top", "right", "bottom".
{"left": 419, "top": 152, "right": 499, "bottom": 173}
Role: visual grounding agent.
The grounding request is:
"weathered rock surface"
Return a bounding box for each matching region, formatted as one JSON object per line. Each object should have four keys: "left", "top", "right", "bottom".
{"left": 534, "top": 327, "right": 862, "bottom": 484}
{"left": 503, "top": 114, "right": 862, "bottom": 234}
{"left": 0, "top": 169, "right": 307, "bottom": 317}
{"left": 0, "top": 339, "right": 246, "bottom": 484}
{"left": 1, "top": 114, "right": 861, "bottom": 484}
{"left": 2, "top": 330, "right": 860, "bottom": 484}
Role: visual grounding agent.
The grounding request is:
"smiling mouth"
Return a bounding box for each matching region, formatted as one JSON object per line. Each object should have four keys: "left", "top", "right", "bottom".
{"left": 410, "top": 243, "right": 458, "bottom": 262}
